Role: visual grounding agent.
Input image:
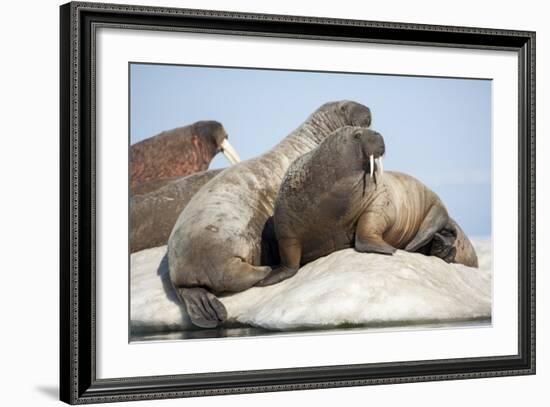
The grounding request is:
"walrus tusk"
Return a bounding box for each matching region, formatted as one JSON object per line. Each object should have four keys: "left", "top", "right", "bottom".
{"left": 220, "top": 139, "right": 241, "bottom": 164}
{"left": 370, "top": 155, "right": 374, "bottom": 178}
{"left": 376, "top": 156, "right": 384, "bottom": 177}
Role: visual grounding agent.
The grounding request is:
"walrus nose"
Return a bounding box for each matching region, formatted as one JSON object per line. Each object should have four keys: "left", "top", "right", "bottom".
{"left": 367, "top": 142, "right": 385, "bottom": 178}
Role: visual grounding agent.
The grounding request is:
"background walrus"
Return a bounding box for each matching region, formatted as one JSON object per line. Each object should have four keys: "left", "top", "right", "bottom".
{"left": 257, "top": 126, "right": 477, "bottom": 286}
{"left": 168, "top": 101, "right": 372, "bottom": 328}
{"left": 130, "top": 120, "right": 239, "bottom": 192}
{"left": 130, "top": 169, "right": 223, "bottom": 253}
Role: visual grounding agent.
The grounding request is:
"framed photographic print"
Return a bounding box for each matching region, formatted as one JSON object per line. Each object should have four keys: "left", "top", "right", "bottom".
{"left": 60, "top": 1, "right": 536, "bottom": 404}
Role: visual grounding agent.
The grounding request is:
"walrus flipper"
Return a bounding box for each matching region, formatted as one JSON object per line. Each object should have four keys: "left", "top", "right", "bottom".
{"left": 255, "top": 238, "right": 301, "bottom": 287}
{"left": 429, "top": 229, "right": 457, "bottom": 261}
{"left": 178, "top": 287, "right": 227, "bottom": 329}
{"left": 255, "top": 266, "right": 299, "bottom": 287}
{"left": 404, "top": 204, "right": 449, "bottom": 252}
{"left": 430, "top": 218, "right": 478, "bottom": 268}
{"left": 354, "top": 211, "right": 397, "bottom": 255}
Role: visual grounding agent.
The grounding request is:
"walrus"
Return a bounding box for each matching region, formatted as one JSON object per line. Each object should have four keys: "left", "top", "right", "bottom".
{"left": 257, "top": 126, "right": 477, "bottom": 287}
{"left": 168, "top": 101, "right": 373, "bottom": 328}
{"left": 130, "top": 120, "right": 240, "bottom": 191}
{"left": 130, "top": 169, "right": 224, "bottom": 253}
{"left": 131, "top": 176, "right": 184, "bottom": 196}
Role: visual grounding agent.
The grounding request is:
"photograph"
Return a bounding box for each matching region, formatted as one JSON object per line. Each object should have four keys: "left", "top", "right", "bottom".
{"left": 129, "top": 63, "right": 493, "bottom": 341}
{"left": 58, "top": 2, "right": 535, "bottom": 404}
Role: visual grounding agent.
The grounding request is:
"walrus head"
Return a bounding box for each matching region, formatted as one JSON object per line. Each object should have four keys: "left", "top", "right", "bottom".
{"left": 316, "top": 100, "right": 372, "bottom": 129}
{"left": 314, "top": 126, "right": 385, "bottom": 195}
{"left": 192, "top": 120, "right": 241, "bottom": 164}
{"left": 327, "top": 126, "right": 385, "bottom": 178}
{"left": 338, "top": 100, "right": 372, "bottom": 128}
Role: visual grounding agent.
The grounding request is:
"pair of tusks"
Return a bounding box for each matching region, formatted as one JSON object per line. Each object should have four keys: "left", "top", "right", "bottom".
{"left": 220, "top": 139, "right": 241, "bottom": 164}
{"left": 369, "top": 155, "right": 384, "bottom": 178}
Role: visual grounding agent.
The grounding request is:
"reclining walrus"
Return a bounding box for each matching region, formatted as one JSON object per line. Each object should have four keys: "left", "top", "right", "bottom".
{"left": 168, "top": 101, "right": 373, "bottom": 328}
{"left": 130, "top": 169, "right": 223, "bottom": 252}
{"left": 257, "top": 126, "right": 478, "bottom": 287}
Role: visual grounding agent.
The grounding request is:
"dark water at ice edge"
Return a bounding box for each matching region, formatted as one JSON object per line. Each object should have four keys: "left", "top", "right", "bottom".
{"left": 130, "top": 317, "right": 492, "bottom": 343}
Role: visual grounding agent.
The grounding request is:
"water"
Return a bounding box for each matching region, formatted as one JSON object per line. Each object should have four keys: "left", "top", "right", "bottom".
{"left": 130, "top": 317, "right": 491, "bottom": 343}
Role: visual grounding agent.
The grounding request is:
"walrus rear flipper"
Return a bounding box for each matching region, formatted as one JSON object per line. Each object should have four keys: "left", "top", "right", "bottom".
{"left": 429, "top": 229, "right": 457, "bottom": 260}
{"left": 404, "top": 204, "right": 449, "bottom": 252}
{"left": 178, "top": 287, "right": 228, "bottom": 329}
{"left": 435, "top": 218, "right": 479, "bottom": 268}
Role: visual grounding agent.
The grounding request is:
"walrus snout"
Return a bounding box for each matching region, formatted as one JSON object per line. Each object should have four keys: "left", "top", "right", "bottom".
{"left": 356, "top": 129, "right": 385, "bottom": 178}
{"left": 361, "top": 130, "right": 385, "bottom": 155}
{"left": 198, "top": 121, "right": 241, "bottom": 165}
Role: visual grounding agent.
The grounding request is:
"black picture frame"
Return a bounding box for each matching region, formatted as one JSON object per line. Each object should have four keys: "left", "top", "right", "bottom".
{"left": 60, "top": 1, "right": 536, "bottom": 404}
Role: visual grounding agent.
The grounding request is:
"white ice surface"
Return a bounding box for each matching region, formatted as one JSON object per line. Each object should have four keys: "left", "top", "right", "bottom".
{"left": 130, "top": 240, "right": 491, "bottom": 333}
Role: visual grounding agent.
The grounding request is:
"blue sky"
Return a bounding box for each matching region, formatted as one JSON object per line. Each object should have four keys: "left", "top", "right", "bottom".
{"left": 130, "top": 63, "right": 492, "bottom": 237}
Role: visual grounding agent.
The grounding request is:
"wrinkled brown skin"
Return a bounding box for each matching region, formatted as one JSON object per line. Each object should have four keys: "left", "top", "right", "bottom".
{"left": 131, "top": 176, "right": 183, "bottom": 196}
{"left": 257, "top": 126, "right": 477, "bottom": 287}
{"left": 168, "top": 101, "right": 372, "bottom": 328}
{"left": 130, "top": 120, "right": 228, "bottom": 191}
{"left": 130, "top": 169, "right": 223, "bottom": 253}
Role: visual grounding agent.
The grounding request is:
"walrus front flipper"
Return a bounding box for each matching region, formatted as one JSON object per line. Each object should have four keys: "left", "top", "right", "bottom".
{"left": 255, "top": 266, "right": 298, "bottom": 287}
{"left": 255, "top": 238, "right": 301, "bottom": 287}
{"left": 178, "top": 287, "right": 228, "bottom": 328}
{"left": 354, "top": 211, "right": 397, "bottom": 255}
{"left": 404, "top": 204, "right": 449, "bottom": 252}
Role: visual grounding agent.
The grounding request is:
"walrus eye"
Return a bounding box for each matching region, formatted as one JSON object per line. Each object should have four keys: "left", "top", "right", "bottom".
{"left": 353, "top": 132, "right": 361, "bottom": 141}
